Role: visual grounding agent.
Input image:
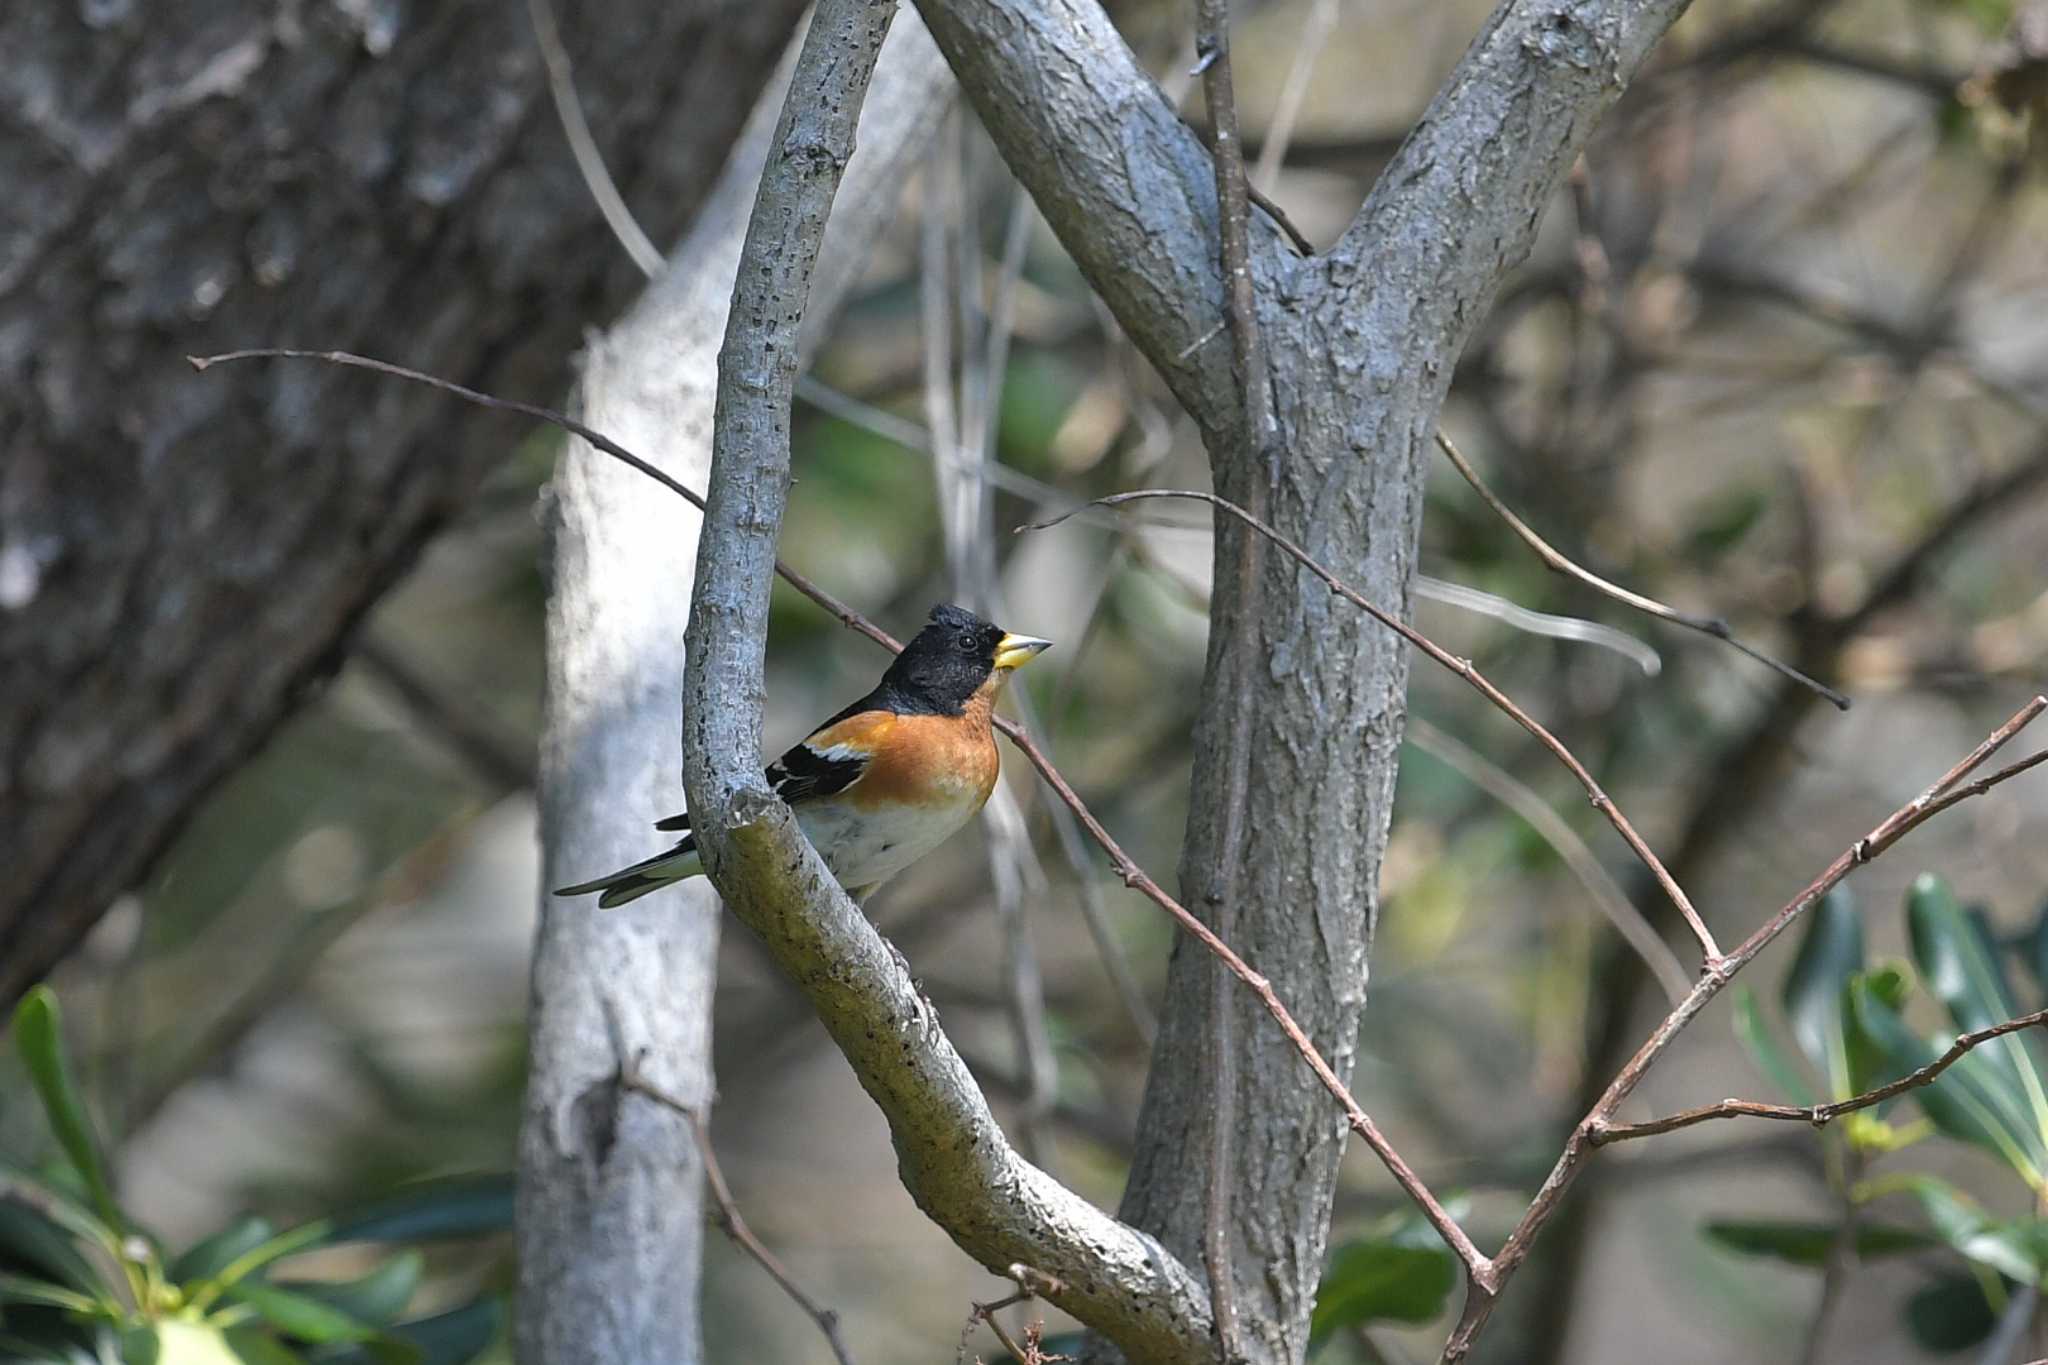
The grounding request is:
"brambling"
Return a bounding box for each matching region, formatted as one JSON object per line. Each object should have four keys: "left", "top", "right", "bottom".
{"left": 553, "top": 603, "right": 1052, "bottom": 908}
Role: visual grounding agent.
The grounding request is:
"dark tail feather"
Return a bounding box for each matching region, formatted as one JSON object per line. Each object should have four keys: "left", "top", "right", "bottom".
{"left": 553, "top": 836, "right": 702, "bottom": 905}
{"left": 654, "top": 811, "right": 691, "bottom": 832}
{"left": 595, "top": 874, "right": 670, "bottom": 908}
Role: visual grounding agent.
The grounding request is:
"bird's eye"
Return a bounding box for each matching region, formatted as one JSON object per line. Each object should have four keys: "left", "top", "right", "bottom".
{"left": 956, "top": 636, "right": 979, "bottom": 655}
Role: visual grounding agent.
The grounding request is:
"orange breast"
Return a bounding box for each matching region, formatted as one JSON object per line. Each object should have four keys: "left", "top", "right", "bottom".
{"left": 839, "top": 686, "right": 1000, "bottom": 813}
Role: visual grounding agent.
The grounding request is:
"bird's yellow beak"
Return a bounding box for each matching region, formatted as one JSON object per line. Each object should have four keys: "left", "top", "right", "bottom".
{"left": 993, "top": 633, "right": 1053, "bottom": 671}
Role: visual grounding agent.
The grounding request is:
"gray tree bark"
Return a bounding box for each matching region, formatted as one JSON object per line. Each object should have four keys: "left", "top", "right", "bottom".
{"left": 910, "top": 1, "right": 1697, "bottom": 1359}
{"left": 0, "top": 0, "right": 805, "bottom": 1008}
{"left": 518, "top": 17, "right": 955, "bottom": 1365}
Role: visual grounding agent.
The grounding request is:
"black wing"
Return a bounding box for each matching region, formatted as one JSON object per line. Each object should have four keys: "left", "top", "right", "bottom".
{"left": 651, "top": 721, "right": 873, "bottom": 832}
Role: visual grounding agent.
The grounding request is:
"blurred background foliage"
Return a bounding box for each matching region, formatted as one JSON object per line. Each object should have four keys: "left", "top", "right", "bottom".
{"left": 6, "top": 0, "right": 2048, "bottom": 1360}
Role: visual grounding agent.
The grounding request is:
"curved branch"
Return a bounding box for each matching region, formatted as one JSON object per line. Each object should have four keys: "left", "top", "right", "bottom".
{"left": 673, "top": 2, "right": 1216, "bottom": 1359}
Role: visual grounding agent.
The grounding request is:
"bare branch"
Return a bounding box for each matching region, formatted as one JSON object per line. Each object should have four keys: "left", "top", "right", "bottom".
{"left": 674, "top": 0, "right": 1218, "bottom": 1354}
{"left": 1327, "top": 0, "right": 1698, "bottom": 345}
{"left": 1448, "top": 696, "right": 2048, "bottom": 1359}
{"left": 1022, "top": 489, "right": 1723, "bottom": 967}
{"left": 1433, "top": 429, "right": 1851, "bottom": 709}
{"left": 525, "top": 0, "right": 665, "bottom": 276}
{"left": 186, "top": 350, "right": 1477, "bottom": 1344}
{"left": 1591, "top": 1008, "right": 2048, "bottom": 1144}
{"left": 618, "top": 1060, "right": 857, "bottom": 1365}
{"left": 1405, "top": 715, "right": 1690, "bottom": 1006}
{"left": 905, "top": 0, "right": 1259, "bottom": 427}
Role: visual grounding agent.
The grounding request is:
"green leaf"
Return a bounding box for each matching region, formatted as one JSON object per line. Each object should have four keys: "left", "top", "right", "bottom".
{"left": 8, "top": 990, "right": 122, "bottom": 1232}
{"left": 323, "top": 1176, "right": 512, "bottom": 1246}
{"left": 0, "top": 1198, "right": 107, "bottom": 1294}
{"left": 283, "top": 1251, "right": 421, "bottom": 1327}
{"left": 1895, "top": 1175, "right": 2043, "bottom": 1283}
{"left": 1702, "top": 1218, "right": 1938, "bottom": 1265}
{"left": 1732, "top": 987, "right": 1815, "bottom": 1105}
{"left": 222, "top": 1282, "right": 377, "bottom": 1345}
{"left": 149, "top": 1320, "right": 248, "bottom": 1365}
{"left": 0, "top": 1270, "right": 102, "bottom": 1315}
{"left": 1907, "top": 875, "right": 2048, "bottom": 1146}
{"left": 1905, "top": 1273, "right": 2000, "bottom": 1352}
{"left": 1848, "top": 974, "right": 2045, "bottom": 1185}
{"left": 220, "top": 1329, "right": 310, "bottom": 1365}
{"left": 1783, "top": 888, "right": 1863, "bottom": 1096}
{"left": 1843, "top": 963, "right": 1912, "bottom": 1097}
{"left": 319, "top": 1301, "right": 503, "bottom": 1365}
{"left": 188, "top": 1222, "right": 334, "bottom": 1310}
{"left": 171, "top": 1218, "right": 277, "bottom": 1287}
{"left": 1309, "top": 1239, "right": 1456, "bottom": 1345}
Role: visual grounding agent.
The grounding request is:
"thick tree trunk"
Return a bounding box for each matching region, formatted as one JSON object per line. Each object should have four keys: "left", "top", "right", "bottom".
{"left": 0, "top": 0, "right": 804, "bottom": 1006}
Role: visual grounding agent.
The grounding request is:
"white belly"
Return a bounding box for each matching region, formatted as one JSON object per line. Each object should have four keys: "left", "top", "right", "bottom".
{"left": 796, "top": 786, "right": 986, "bottom": 897}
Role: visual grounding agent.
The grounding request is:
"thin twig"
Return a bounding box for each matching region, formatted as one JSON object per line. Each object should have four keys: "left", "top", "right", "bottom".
{"left": 1252, "top": 0, "right": 1338, "bottom": 195}
{"left": 1432, "top": 428, "right": 1851, "bottom": 710}
{"left": 923, "top": 146, "right": 1063, "bottom": 1172}
{"left": 1590, "top": 1007, "right": 2048, "bottom": 1143}
{"left": 1445, "top": 696, "right": 2048, "bottom": 1358}
{"left": 1021, "top": 489, "right": 1723, "bottom": 967}
{"left": 186, "top": 350, "right": 901, "bottom": 655}
{"left": 1405, "top": 715, "right": 1690, "bottom": 1005}
{"left": 524, "top": 0, "right": 664, "bottom": 277}
{"left": 618, "top": 1059, "right": 857, "bottom": 1365}
{"left": 185, "top": 345, "right": 1490, "bottom": 1290}
{"left": 1193, "top": 0, "right": 1273, "bottom": 1346}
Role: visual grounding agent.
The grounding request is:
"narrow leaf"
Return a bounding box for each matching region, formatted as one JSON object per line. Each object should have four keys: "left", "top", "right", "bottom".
{"left": 170, "top": 1218, "right": 276, "bottom": 1287}
{"left": 8, "top": 991, "right": 121, "bottom": 1231}
{"left": 283, "top": 1251, "right": 421, "bottom": 1327}
{"left": 1702, "top": 1218, "right": 1937, "bottom": 1265}
{"left": 1783, "top": 888, "right": 1863, "bottom": 1095}
{"left": 1908, "top": 875, "right": 2048, "bottom": 1147}
{"left": 0, "top": 1270, "right": 101, "bottom": 1315}
{"left": 323, "top": 1177, "right": 511, "bottom": 1246}
{"left": 223, "top": 1282, "right": 377, "bottom": 1345}
{"left": 0, "top": 1198, "right": 107, "bottom": 1294}
{"left": 1848, "top": 975, "right": 2044, "bottom": 1184}
{"left": 1732, "top": 986, "right": 1815, "bottom": 1105}
{"left": 317, "top": 1301, "right": 502, "bottom": 1365}
{"left": 1895, "top": 1174, "right": 2043, "bottom": 1283}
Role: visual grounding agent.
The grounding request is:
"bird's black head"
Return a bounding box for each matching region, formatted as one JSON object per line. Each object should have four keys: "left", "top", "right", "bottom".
{"left": 876, "top": 603, "right": 1051, "bottom": 714}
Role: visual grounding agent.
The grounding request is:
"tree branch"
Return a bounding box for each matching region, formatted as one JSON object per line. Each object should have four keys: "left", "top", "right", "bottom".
{"left": 1446, "top": 695, "right": 2048, "bottom": 1359}
{"left": 616, "top": 1058, "right": 857, "bottom": 1365}
{"left": 1023, "top": 489, "right": 1722, "bottom": 967}
{"left": 906, "top": 0, "right": 1262, "bottom": 428}
{"left": 673, "top": 1, "right": 1217, "bottom": 1358}
{"left": 1432, "top": 428, "right": 1850, "bottom": 709}
{"left": 1326, "top": 0, "right": 1698, "bottom": 347}
{"left": 1590, "top": 1008, "right": 2048, "bottom": 1144}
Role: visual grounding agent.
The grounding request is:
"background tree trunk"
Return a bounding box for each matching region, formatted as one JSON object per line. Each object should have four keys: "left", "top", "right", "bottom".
{"left": 518, "top": 21, "right": 955, "bottom": 1364}
{"left": 0, "top": 0, "right": 804, "bottom": 1007}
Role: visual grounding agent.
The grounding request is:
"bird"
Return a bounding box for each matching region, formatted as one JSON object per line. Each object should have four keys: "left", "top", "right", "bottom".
{"left": 553, "top": 603, "right": 1052, "bottom": 909}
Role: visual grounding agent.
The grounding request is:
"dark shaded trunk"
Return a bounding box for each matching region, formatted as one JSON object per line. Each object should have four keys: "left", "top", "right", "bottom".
{"left": 0, "top": 0, "right": 805, "bottom": 1005}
